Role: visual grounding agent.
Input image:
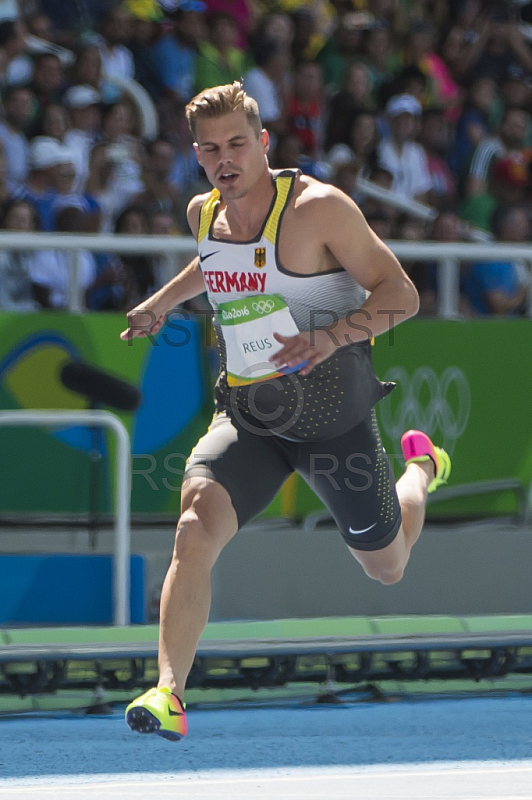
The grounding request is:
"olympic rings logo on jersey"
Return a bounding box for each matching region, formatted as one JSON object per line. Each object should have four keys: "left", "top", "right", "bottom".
{"left": 252, "top": 299, "right": 275, "bottom": 315}
{"left": 378, "top": 366, "right": 470, "bottom": 455}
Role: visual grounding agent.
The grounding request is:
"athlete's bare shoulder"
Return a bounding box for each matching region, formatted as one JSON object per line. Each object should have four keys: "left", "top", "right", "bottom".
{"left": 186, "top": 191, "right": 212, "bottom": 239}
{"left": 287, "top": 172, "right": 364, "bottom": 229}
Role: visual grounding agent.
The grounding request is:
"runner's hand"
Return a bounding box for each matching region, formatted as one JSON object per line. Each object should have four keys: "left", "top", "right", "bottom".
{"left": 120, "top": 300, "right": 167, "bottom": 341}
{"left": 270, "top": 329, "right": 337, "bottom": 376}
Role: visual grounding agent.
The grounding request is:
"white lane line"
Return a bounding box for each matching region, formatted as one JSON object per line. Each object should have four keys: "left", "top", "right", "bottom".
{"left": 2, "top": 763, "right": 532, "bottom": 793}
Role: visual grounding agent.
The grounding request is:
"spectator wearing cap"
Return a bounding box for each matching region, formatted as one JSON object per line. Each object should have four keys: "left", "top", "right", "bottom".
{"left": 15, "top": 136, "right": 75, "bottom": 231}
{"left": 195, "top": 11, "right": 246, "bottom": 95}
{"left": 466, "top": 106, "right": 530, "bottom": 197}
{"left": 377, "top": 93, "right": 431, "bottom": 201}
{"left": 149, "top": 1, "right": 207, "bottom": 104}
{"left": 0, "top": 85, "right": 34, "bottom": 192}
{"left": 63, "top": 85, "right": 102, "bottom": 192}
{"left": 464, "top": 203, "right": 531, "bottom": 316}
{"left": 244, "top": 39, "right": 289, "bottom": 146}
{"left": 96, "top": 5, "right": 135, "bottom": 103}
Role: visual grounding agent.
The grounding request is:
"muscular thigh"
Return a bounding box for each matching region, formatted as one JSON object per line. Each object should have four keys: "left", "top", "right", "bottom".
{"left": 184, "top": 410, "right": 294, "bottom": 530}
{"left": 295, "top": 410, "right": 402, "bottom": 551}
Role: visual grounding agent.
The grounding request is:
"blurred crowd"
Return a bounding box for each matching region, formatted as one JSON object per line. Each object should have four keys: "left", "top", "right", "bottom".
{"left": 0, "top": 0, "right": 532, "bottom": 316}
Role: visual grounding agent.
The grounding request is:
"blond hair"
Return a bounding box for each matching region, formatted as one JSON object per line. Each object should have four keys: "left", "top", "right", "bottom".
{"left": 185, "top": 81, "right": 262, "bottom": 140}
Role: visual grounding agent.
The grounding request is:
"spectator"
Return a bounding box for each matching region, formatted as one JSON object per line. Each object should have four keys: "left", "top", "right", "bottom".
{"left": 63, "top": 84, "right": 102, "bottom": 191}
{"left": 244, "top": 39, "right": 289, "bottom": 145}
{"left": 460, "top": 151, "right": 531, "bottom": 234}
{"left": 0, "top": 84, "right": 34, "bottom": 192}
{"left": 404, "top": 19, "right": 462, "bottom": 119}
{"left": 89, "top": 205, "right": 155, "bottom": 311}
{"left": 195, "top": 11, "right": 246, "bottom": 94}
{"left": 157, "top": 98, "right": 205, "bottom": 224}
{"left": 251, "top": 12, "right": 294, "bottom": 56}
{"left": 466, "top": 106, "right": 530, "bottom": 197}
{"left": 361, "top": 21, "right": 400, "bottom": 97}
{"left": 86, "top": 100, "right": 145, "bottom": 229}
{"left": 377, "top": 93, "right": 431, "bottom": 201}
{"left": 127, "top": 2, "right": 163, "bottom": 101}
{"left": 71, "top": 44, "right": 102, "bottom": 92}
{"left": 96, "top": 4, "right": 135, "bottom": 103}
{"left": 290, "top": 7, "right": 322, "bottom": 62}
{"left": 465, "top": 10, "right": 532, "bottom": 85}
{"left": 316, "top": 12, "right": 368, "bottom": 94}
{"left": 448, "top": 76, "right": 498, "bottom": 180}
{"left": 134, "top": 137, "right": 182, "bottom": 215}
{"left": 419, "top": 210, "right": 469, "bottom": 316}
{"left": 490, "top": 63, "right": 532, "bottom": 132}
{"left": 0, "top": 198, "right": 39, "bottom": 311}
{"left": 365, "top": 209, "right": 393, "bottom": 240}
{"left": 24, "top": 14, "right": 55, "bottom": 43}
{"left": 149, "top": 0, "right": 207, "bottom": 104}
{"left": 417, "top": 108, "right": 456, "bottom": 208}
{"left": 29, "top": 52, "right": 65, "bottom": 133}
{"left": 464, "top": 203, "right": 531, "bottom": 315}
{"left": 325, "top": 60, "right": 373, "bottom": 150}
{"left": 0, "top": 19, "right": 32, "bottom": 87}
{"left": 203, "top": 0, "right": 254, "bottom": 50}
{"left": 287, "top": 61, "right": 324, "bottom": 158}
{"left": 30, "top": 204, "right": 96, "bottom": 310}
{"left": 16, "top": 136, "right": 73, "bottom": 230}
{"left": 38, "top": 102, "right": 70, "bottom": 141}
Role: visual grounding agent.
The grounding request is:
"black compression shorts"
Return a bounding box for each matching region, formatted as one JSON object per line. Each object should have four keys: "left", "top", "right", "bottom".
{"left": 184, "top": 408, "right": 402, "bottom": 551}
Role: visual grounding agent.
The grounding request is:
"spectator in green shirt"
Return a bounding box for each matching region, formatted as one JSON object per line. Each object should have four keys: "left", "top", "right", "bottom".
{"left": 195, "top": 12, "right": 247, "bottom": 94}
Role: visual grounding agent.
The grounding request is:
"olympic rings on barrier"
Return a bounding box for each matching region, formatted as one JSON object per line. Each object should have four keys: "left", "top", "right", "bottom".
{"left": 379, "top": 366, "right": 471, "bottom": 455}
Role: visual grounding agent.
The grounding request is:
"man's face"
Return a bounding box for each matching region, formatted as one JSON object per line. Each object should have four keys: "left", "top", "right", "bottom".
{"left": 389, "top": 111, "right": 417, "bottom": 143}
{"left": 151, "top": 141, "right": 175, "bottom": 178}
{"left": 500, "top": 110, "right": 529, "bottom": 148}
{"left": 194, "top": 110, "right": 269, "bottom": 200}
{"left": 5, "top": 89, "right": 33, "bottom": 127}
{"left": 34, "top": 56, "right": 63, "bottom": 94}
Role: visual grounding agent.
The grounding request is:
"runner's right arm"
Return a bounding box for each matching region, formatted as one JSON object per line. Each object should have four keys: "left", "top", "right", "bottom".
{"left": 120, "top": 195, "right": 207, "bottom": 341}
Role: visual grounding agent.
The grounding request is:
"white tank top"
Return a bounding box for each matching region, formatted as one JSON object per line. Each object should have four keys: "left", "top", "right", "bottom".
{"left": 197, "top": 170, "right": 390, "bottom": 441}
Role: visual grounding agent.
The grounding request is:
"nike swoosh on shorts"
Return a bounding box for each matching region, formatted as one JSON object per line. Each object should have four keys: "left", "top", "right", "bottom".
{"left": 348, "top": 522, "right": 377, "bottom": 535}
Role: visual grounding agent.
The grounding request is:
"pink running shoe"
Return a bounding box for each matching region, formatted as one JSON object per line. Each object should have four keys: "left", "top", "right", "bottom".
{"left": 400, "top": 430, "right": 451, "bottom": 494}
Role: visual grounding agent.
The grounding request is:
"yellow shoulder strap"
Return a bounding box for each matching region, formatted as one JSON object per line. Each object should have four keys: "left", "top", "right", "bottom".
{"left": 198, "top": 189, "right": 220, "bottom": 243}
{"left": 263, "top": 174, "right": 294, "bottom": 245}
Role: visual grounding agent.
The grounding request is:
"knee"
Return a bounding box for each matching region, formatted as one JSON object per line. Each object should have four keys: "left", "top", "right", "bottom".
{"left": 172, "top": 511, "right": 218, "bottom": 566}
{"left": 361, "top": 561, "right": 405, "bottom": 585}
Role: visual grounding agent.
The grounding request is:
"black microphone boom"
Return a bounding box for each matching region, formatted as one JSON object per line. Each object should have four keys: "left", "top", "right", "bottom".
{"left": 60, "top": 361, "right": 142, "bottom": 412}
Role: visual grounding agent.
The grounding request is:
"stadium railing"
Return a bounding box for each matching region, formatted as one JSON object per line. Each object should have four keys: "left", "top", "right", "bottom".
{"left": 0, "top": 232, "right": 531, "bottom": 319}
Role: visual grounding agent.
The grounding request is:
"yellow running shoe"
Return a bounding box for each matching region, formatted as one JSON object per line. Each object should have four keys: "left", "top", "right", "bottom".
{"left": 125, "top": 687, "right": 188, "bottom": 741}
{"left": 400, "top": 429, "right": 451, "bottom": 494}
